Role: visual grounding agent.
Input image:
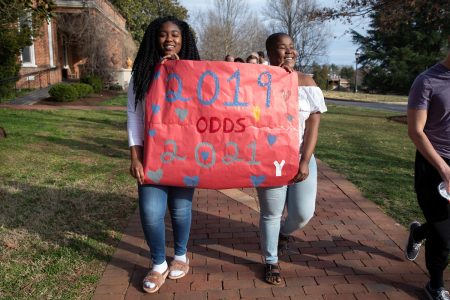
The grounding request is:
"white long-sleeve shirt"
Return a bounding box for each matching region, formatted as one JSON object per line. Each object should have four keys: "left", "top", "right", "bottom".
{"left": 127, "top": 78, "right": 145, "bottom": 147}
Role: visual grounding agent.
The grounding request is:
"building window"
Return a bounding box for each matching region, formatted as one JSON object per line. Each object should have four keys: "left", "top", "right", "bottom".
{"left": 21, "top": 44, "right": 36, "bottom": 67}
{"left": 20, "top": 13, "right": 37, "bottom": 67}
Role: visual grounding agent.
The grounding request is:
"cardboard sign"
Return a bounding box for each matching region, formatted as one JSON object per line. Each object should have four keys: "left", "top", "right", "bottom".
{"left": 143, "top": 60, "right": 299, "bottom": 189}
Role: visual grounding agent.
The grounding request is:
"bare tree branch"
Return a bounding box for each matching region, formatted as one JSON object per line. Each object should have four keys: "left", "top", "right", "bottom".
{"left": 57, "top": 11, "right": 136, "bottom": 81}
{"left": 312, "top": 0, "right": 450, "bottom": 32}
{"left": 195, "top": 0, "right": 268, "bottom": 60}
{"left": 263, "top": 0, "right": 329, "bottom": 71}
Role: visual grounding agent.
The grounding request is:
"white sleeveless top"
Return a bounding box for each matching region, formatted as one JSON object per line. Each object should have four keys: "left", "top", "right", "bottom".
{"left": 298, "top": 86, "right": 327, "bottom": 152}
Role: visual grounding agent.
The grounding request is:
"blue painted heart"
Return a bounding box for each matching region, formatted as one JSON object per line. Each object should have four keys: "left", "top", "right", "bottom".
{"left": 287, "top": 114, "right": 294, "bottom": 121}
{"left": 183, "top": 176, "right": 199, "bottom": 187}
{"left": 153, "top": 71, "right": 160, "bottom": 80}
{"left": 147, "top": 169, "right": 163, "bottom": 183}
{"left": 151, "top": 104, "right": 160, "bottom": 114}
{"left": 148, "top": 129, "right": 156, "bottom": 137}
{"left": 201, "top": 151, "right": 209, "bottom": 161}
{"left": 175, "top": 108, "right": 188, "bottom": 122}
{"left": 267, "top": 135, "right": 277, "bottom": 146}
{"left": 250, "top": 175, "right": 266, "bottom": 187}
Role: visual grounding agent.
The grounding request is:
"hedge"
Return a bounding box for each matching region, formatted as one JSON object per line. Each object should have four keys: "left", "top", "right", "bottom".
{"left": 80, "top": 75, "right": 103, "bottom": 93}
{"left": 72, "top": 83, "right": 94, "bottom": 98}
{"left": 48, "top": 83, "right": 78, "bottom": 102}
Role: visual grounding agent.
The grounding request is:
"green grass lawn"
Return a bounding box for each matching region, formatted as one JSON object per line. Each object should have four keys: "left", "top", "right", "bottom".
{"left": 323, "top": 90, "right": 408, "bottom": 103}
{"left": 0, "top": 103, "right": 423, "bottom": 298}
{"left": 0, "top": 108, "right": 136, "bottom": 299}
{"left": 316, "top": 104, "right": 422, "bottom": 226}
{"left": 96, "top": 93, "right": 127, "bottom": 106}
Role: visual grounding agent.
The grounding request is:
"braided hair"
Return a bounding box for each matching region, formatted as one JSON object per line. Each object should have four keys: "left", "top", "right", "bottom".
{"left": 132, "top": 16, "right": 200, "bottom": 106}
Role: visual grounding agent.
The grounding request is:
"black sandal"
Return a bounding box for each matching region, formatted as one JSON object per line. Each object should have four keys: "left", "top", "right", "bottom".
{"left": 264, "top": 263, "right": 282, "bottom": 285}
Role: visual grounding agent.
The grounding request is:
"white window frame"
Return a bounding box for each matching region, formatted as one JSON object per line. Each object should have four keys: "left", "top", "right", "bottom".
{"left": 63, "top": 39, "right": 69, "bottom": 69}
{"left": 20, "top": 12, "right": 37, "bottom": 67}
{"left": 47, "top": 19, "right": 55, "bottom": 67}
{"left": 21, "top": 44, "right": 37, "bottom": 67}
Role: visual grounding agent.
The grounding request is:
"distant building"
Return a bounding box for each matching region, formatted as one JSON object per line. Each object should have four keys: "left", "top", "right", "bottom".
{"left": 18, "top": 0, "right": 134, "bottom": 90}
{"left": 327, "top": 74, "right": 351, "bottom": 91}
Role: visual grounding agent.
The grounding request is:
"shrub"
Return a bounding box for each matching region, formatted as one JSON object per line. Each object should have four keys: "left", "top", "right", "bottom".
{"left": 49, "top": 83, "right": 78, "bottom": 102}
{"left": 109, "top": 83, "right": 123, "bottom": 91}
{"left": 72, "top": 83, "right": 94, "bottom": 98}
{"left": 81, "top": 75, "right": 103, "bottom": 93}
{"left": 0, "top": 84, "right": 15, "bottom": 103}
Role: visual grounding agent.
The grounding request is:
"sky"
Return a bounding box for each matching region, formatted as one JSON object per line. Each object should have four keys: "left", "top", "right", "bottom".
{"left": 178, "top": 0, "right": 369, "bottom": 66}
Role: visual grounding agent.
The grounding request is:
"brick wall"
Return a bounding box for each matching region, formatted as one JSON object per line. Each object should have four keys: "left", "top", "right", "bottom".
{"left": 54, "top": 0, "right": 127, "bottom": 34}
{"left": 95, "top": 0, "right": 127, "bottom": 32}
{"left": 18, "top": 18, "right": 61, "bottom": 89}
{"left": 16, "top": 68, "right": 61, "bottom": 90}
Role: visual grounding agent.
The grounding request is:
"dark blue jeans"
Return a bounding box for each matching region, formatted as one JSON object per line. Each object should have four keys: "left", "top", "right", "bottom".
{"left": 138, "top": 184, "right": 194, "bottom": 265}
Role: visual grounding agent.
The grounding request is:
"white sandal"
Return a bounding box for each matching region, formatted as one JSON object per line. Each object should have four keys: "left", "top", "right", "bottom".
{"left": 142, "top": 268, "right": 169, "bottom": 293}
{"left": 168, "top": 258, "right": 189, "bottom": 279}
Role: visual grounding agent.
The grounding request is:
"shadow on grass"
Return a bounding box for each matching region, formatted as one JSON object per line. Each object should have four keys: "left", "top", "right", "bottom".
{"left": 1, "top": 180, "right": 136, "bottom": 264}
{"left": 75, "top": 112, "right": 126, "bottom": 130}
{"left": 33, "top": 134, "right": 129, "bottom": 158}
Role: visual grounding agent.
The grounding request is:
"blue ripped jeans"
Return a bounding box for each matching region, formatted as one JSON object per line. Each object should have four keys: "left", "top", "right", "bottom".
{"left": 138, "top": 184, "right": 194, "bottom": 265}
{"left": 257, "top": 155, "right": 317, "bottom": 264}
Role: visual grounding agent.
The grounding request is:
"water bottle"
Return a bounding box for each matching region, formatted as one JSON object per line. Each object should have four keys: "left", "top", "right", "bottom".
{"left": 438, "top": 182, "right": 450, "bottom": 201}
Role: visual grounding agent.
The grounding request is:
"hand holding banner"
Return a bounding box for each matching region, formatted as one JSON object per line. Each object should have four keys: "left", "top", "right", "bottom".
{"left": 143, "top": 60, "right": 299, "bottom": 189}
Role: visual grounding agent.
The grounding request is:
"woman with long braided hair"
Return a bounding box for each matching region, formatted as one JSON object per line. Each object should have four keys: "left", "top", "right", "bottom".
{"left": 127, "top": 16, "right": 200, "bottom": 294}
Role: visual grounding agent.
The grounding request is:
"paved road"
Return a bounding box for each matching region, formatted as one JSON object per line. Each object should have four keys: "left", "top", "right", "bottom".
{"left": 326, "top": 98, "right": 407, "bottom": 113}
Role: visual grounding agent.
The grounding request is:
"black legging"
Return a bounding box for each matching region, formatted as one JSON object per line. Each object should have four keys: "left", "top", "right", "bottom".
{"left": 414, "top": 151, "right": 450, "bottom": 289}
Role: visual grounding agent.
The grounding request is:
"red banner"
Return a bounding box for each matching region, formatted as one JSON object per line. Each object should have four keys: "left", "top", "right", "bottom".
{"left": 143, "top": 60, "right": 299, "bottom": 189}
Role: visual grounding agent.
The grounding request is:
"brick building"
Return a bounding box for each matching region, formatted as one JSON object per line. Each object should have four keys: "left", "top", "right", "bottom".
{"left": 18, "top": 0, "right": 134, "bottom": 89}
{"left": 18, "top": 16, "right": 59, "bottom": 90}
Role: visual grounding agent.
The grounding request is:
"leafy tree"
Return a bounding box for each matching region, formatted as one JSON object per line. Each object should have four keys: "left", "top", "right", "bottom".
{"left": 313, "top": 0, "right": 449, "bottom": 94}
{"left": 0, "top": 0, "right": 52, "bottom": 29}
{"left": 313, "top": 0, "right": 450, "bottom": 33}
{"left": 110, "top": 0, "right": 188, "bottom": 42}
{"left": 0, "top": 0, "right": 53, "bottom": 97}
{"left": 329, "top": 63, "right": 339, "bottom": 75}
{"left": 311, "top": 63, "right": 329, "bottom": 90}
{"left": 339, "top": 66, "right": 355, "bottom": 81}
{"left": 352, "top": 3, "right": 449, "bottom": 94}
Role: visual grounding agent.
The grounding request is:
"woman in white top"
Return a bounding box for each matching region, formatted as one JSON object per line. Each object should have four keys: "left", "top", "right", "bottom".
{"left": 256, "top": 32, "right": 327, "bottom": 285}
{"left": 127, "top": 16, "right": 200, "bottom": 294}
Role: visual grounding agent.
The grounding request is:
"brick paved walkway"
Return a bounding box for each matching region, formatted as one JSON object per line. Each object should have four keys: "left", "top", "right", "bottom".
{"left": 92, "top": 161, "right": 448, "bottom": 300}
